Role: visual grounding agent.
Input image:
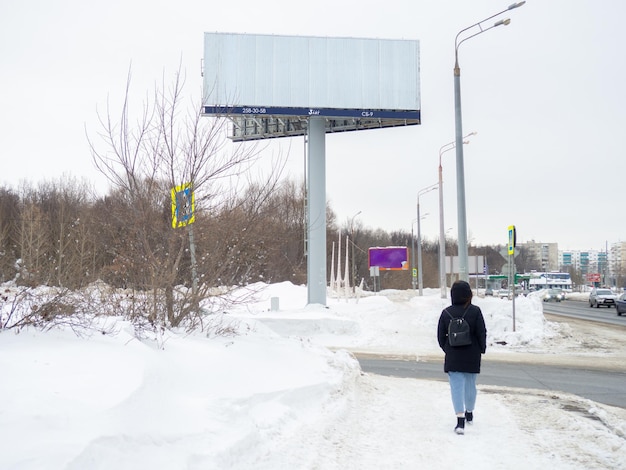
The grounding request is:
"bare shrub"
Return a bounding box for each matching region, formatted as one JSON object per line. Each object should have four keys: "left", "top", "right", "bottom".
{"left": 0, "top": 286, "right": 99, "bottom": 336}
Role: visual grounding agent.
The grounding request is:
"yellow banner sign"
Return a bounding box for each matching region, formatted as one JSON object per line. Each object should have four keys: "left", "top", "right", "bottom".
{"left": 171, "top": 183, "right": 195, "bottom": 228}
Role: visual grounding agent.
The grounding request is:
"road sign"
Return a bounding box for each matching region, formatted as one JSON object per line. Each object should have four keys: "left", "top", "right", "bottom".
{"left": 171, "top": 183, "right": 195, "bottom": 228}
{"left": 507, "top": 225, "right": 516, "bottom": 256}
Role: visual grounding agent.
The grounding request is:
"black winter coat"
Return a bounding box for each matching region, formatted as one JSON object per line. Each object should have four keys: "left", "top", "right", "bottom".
{"left": 437, "top": 303, "right": 487, "bottom": 373}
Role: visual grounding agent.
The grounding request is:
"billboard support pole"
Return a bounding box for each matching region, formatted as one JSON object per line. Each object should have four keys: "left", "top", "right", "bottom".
{"left": 307, "top": 117, "right": 327, "bottom": 305}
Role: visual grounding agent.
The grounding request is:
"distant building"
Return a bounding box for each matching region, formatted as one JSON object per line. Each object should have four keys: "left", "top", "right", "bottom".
{"left": 559, "top": 243, "right": 625, "bottom": 288}
{"left": 610, "top": 241, "right": 626, "bottom": 287}
{"left": 519, "top": 241, "right": 624, "bottom": 288}
{"left": 523, "top": 241, "right": 558, "bottom": 272}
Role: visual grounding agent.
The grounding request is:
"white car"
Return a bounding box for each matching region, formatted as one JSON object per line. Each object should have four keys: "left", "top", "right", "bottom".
{"left": 589, "top": 288, "right": 617, "bottom": 308}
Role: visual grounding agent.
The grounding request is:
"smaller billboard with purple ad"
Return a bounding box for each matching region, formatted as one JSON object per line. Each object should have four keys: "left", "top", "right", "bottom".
{"left": 368, "top": 246, "right": 409, "bottom": 271}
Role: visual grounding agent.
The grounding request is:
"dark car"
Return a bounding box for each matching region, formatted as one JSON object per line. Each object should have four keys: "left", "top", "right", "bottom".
{"left": 616, "top": 293, "right": 626, "bottom": 316}
{"left": 589, "top": 288, "right": 617, "bottom": 308}
{"left": 543, "top": 288, "right": 564, "bottom": 302}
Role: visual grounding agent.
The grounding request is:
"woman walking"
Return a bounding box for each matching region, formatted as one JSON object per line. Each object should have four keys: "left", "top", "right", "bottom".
{"left": 437, "top": 280, "right": 487, "bottom": 435}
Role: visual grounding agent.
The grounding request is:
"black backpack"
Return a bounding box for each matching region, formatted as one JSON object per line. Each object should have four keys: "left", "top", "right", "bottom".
{"left": 445, "top": 307, "right": 472, "bottom": 347}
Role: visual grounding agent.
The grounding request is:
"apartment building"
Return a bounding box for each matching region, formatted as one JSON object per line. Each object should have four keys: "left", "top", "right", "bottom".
{"left": 560, "top": 242, "right": 625, "bottom": 287}
{"left": 523, "top": 241, "right": 559, "bottom": 272}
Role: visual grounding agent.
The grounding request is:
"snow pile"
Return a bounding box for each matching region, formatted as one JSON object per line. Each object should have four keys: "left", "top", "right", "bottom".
{"left": 235, "top": 283, "right": 558, "bottom": 355}
{"left": 1, "top": 282, "right": 625, "bottom": 469}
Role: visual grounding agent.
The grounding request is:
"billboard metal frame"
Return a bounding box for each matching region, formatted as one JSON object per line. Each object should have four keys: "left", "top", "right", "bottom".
{"left": 202, "top": 108, "right": 420, "bottom": 141}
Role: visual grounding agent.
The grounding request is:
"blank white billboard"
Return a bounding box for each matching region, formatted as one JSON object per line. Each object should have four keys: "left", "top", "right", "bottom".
{"left": 447, "top": 256, "right": 485, "bottom": 275}
{"left": 202, "top": 32, "right": 420, "bottom": 119}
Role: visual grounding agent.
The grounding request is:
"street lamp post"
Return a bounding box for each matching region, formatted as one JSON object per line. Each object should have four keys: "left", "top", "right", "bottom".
{"left": 439, "top": 133, "right": 475, "bottom": 299}
{"left": 417, "top": 183, "right": 438, "bottom": 296}
{"left": 454, "top": 1, "right": 525, "bottom": 282}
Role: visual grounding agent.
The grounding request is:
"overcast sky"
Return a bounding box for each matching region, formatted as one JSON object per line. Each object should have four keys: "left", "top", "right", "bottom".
{"left": 1, "top": 0, "right": 623, "bottom": 252}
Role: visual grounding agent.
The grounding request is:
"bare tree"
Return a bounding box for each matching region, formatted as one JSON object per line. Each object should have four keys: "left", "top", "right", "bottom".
{"left": 515, "top": 245, "right": 542, "bottom": 273}
{"left": 0, "top": 187, "right": 20, "bottom": 281}
{"left": 13, "top": 178, "right": 99, "bottom": 289}
{"left": 16, "top": 200, "right": 48, "bottom": 286}
{"left": 87, "top": 67, "right": 284, "bottom": 329}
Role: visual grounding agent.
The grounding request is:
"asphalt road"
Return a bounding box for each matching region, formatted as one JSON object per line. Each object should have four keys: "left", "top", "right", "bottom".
{"left": 542, "top": 299, "right": 626, "bottom": 326}
{"left": 358, "top": 357, "right": 626, "bottom": 409}
{"left": 359, "top": 299, "right": 626, "bottom": 409}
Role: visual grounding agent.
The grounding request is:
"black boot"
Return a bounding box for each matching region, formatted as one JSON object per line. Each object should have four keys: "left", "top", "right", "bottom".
{"left": 455, "top": 416, "right": 465, "bottom": 435}
{"left": 465, "top": 411, "right": 473, "bottom": 425}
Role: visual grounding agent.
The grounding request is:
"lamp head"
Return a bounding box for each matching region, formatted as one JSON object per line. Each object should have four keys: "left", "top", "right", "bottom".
{"left": 508, "top": 1, "right": 526, "bottom": 10}
{"left": 494, "top": 18, "right": 511, "bottom": 27}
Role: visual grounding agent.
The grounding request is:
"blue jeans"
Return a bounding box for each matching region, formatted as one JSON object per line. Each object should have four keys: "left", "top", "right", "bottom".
{"left": 448, "top": 371, "right": 478, "bottom": 415}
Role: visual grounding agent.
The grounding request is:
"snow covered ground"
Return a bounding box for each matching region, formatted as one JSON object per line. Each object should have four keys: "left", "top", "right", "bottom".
{"left": 1, "top": 282, "right": 625, "bottom": 469}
